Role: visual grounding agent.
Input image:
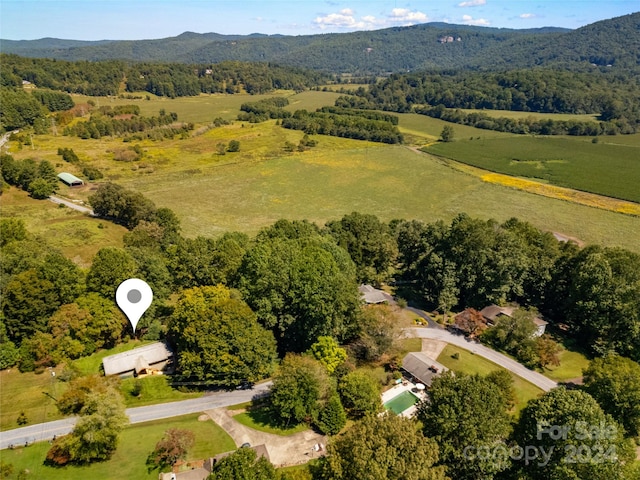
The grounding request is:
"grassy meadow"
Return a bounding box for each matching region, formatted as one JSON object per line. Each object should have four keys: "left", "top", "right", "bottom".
{"left": 0, "top": 414, "right": 235, "bottom": 480}
{"left": 3, "top": 91, "right": 640, "bottom": 254}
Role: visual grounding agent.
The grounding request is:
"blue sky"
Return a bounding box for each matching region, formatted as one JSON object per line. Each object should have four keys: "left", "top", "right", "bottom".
{"left": 1, "top": 0, "right": 638, "bottom": 40}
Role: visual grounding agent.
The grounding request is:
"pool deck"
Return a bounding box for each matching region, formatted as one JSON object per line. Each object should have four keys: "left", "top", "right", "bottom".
{"left": 381, "top": 381, "right": 426, "bottom": 418}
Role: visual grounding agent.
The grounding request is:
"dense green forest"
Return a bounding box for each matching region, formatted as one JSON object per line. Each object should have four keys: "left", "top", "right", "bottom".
{"left": 2, "top": 13, "right": 638, "bottom": 74}
{"left": 0, "top": 54, "right": 328, "bottom": 100}
{"left": 334, "top": 68, "right": 640, "bottom": 133}
{"left": 1, "top": 182, "right": 638, "bottom": 373}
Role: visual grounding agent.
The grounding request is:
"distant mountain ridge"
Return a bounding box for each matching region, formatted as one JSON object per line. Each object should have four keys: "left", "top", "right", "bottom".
{"left": 2, "top": 12, "right": 638, "bottom": 73}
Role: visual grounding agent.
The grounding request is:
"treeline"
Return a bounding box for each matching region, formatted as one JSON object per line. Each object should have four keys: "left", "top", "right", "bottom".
{"left": 395, "top": 215, "right": 640, "bottom": 361}
{"left": 63, "top": 110, "right": 194, "bottom": 141}
{"left": 237, "top": 97, "right": 291, "bottom": 122}
{"left": 282, "top": 109, "right": 403, "bottom": 144}
{"left": 416, "top": 104, "right": 629, "bottom": 136}
{"left": 2, "top": 181, "right": 638, "bottom": 378}
{"left": 0, "top": 87, "right": 74, "bottom": 131}
{"left": 0, "top": 54, "right": 329, "bottom": 99}
{"left": 335, "top": 68, "right": 640, "bottom": 133}
{"left": 0, "top": 154, "right": 59, "bottom": 199}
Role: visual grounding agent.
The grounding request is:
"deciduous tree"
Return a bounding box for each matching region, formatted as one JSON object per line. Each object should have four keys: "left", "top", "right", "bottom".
{"left": 417, "top": 372, "right": 511, "bottom": 479}
{"left": 583, "top": 355, "right": 640, "bottom": 437}
{"left": 338, "top": 371, "right": 381, "bottom": 419}
{"left": 513, "top": 387, "right": 634, "bottom": 480}
{"left": 269, "top": 354, "right": 329, "bottom": 426}
{"left": 315, "top": 414, "right": 446, "bottom": 480}
{"left": 169, "top": 285, "right": 277, "bottom": 388}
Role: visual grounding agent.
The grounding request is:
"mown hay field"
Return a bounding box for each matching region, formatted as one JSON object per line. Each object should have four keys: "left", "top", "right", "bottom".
{"left": 426, "top": 135, "right": 640, "bottom": 203}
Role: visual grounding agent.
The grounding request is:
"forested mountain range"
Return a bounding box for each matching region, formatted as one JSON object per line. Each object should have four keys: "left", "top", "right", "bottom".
{"left": 2, "top": 12, "right": 638, "bottom": 74}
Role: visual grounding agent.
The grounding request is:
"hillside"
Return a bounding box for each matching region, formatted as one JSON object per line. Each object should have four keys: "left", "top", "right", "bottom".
{"left": 2, "top": 12, "right": 638, "bottom": 74}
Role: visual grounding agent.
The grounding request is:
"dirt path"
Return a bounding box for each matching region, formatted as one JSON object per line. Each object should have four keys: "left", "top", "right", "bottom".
{"left": 205, "top": 408, "right": 327, "bottom": 467}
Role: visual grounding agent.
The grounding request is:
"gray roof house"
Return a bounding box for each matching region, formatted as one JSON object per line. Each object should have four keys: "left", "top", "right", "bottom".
{"left": 479, "top": 304, "right": 548, "bottom": 337}
{"left": 401, "top": 352, "right": 448, "bottom": 387}
{"left": 102, "top": 341, "right": 173, "bottom": 377}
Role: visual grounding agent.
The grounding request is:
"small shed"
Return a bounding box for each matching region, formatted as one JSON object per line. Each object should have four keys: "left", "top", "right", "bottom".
{"left": 401, "top": 352, "right": 448, "bottom": 387}
{"left": 57, "top": 172, "right": 84, "bottom": 187}
{"left": 102, "top": 341, "right": 173, "bottom": 377}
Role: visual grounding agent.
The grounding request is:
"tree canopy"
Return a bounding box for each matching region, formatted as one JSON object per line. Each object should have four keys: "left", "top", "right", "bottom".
{"left": 315, "top": 414, "right": 446, "bottom": 480}
{"left": 169, "top": 285, "right": 277, "bottom": 388}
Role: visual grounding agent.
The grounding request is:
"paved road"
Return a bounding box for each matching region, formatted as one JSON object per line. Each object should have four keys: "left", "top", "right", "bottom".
{"left": 409, "top": 327, "right": 558, "bottom": 391}
{"left": 49, "top": 195, "right": 94, "bottom": 215}
{"left": 0, "top": 382, "right": 271, "bottom": 450}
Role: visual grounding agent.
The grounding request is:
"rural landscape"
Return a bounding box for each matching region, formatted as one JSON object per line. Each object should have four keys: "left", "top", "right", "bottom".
{"left": 1, "top": 5, "right": 639, "bottom": 480}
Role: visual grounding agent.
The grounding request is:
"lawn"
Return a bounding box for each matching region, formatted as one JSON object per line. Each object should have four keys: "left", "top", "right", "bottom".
{"left": 121, "top": 376, "right": 202, "bottom": 408}
{"left": 71, "top": 340, "right": 152, "bottom": 376}
{"left": 0, "top": 414, "right": 235, "bottom": 480}
{"left": 426, "top": 136, "right": 640, "bottom": 203}
{"left": 233, "top": 406, "right": 309, "bottom": 436}
{"left": 437, "top": 344, "right": 543, "bottom": 414}
{"left": 542, "top": 348, "right": 591, "bottom": 382}
{"left": 0, "top": 367, "right": 67, "bottom": 432}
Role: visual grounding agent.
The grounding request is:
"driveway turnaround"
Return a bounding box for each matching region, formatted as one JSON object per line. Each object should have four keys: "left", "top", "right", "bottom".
{"left": 408, "top": 327, "right": 558, "bottom": 392}
{"left": 0, "top": 382, "right": 271, "bottom": 450}
{"left": 206, "top": 408, "right": 326, "bottom": 467}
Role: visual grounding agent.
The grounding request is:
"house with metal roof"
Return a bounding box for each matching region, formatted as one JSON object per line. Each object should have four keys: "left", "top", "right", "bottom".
{"left": 57, "top": 172, "right": 84, "bottom": 187}
{"left": 102, "top": 341, "right": 173, "bottom": 377}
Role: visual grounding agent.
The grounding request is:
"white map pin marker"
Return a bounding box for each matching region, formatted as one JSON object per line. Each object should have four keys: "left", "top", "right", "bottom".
{"left": 116, "top": 278, "right": 153, "bottom": 333}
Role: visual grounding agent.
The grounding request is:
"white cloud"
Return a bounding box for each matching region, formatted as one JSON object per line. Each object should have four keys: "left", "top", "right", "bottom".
{"left": 314, "top": 9, "right": 365, "bottom": 29}
{"left": 458, "top": 0, "right": 486, "bottom": 7}
{"left": 313, "top": 7, "right": 428, "bottom": 31}
{"left": 462, "top": 14, "right": 490, "bottom": 26}
{"left": 519, "top": 13, "right": 536, "bottom": 19}
{"left": 389, "top": 8, "right": 428, "bottom": 24}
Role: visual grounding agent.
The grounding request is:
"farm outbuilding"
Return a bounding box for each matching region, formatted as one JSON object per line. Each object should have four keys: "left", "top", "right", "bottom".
{"left": 57, "top": 172, "right": 84, "bottom": 187}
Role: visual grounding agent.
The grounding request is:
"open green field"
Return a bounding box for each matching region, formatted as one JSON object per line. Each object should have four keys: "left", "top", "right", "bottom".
{"left": 398, "top": 112, "right": 515, "bottom": 142}
{"left": 437, "top": 344, "right": 543, "bottom": 414}
{"left": 5, "top": 91, "right": 640, "bottom": 253}
{"left": 73, "top": 89, "right": 343, "bottom": 124}
{"left": 6, "top": 122, "right": 640, "bottom": 251}
{"left": 0, "top": 367, "right": 67, "bottom": 431}
{"left": 426, "top": 136, "right": 640, "bottom": 203}
{"left": 0, "top": 188, "right": 126, "bottom": 267}
{"left": 0, "top": 414, "right": 235, "bottom": 480}
{"left": 461, "top": 109, "right": 600, "bottom": 122}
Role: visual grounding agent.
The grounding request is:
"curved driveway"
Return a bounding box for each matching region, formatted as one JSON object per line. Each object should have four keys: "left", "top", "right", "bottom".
{"left": 409, "top": 327, "right": 558, "bottom": 391}
{"left": 0, "top": 382, "right": 271, "bottom": 450}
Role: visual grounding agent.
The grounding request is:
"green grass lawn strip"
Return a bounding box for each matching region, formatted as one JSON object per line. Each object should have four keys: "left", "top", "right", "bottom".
{"left": 437, "top": 344, "right": 543, "bottom": 414}
{"left": 233, "top": 406, "right": 309, "bottom": 436}
{"left": 0, "top": 414, "right": 235, "bottom": 480}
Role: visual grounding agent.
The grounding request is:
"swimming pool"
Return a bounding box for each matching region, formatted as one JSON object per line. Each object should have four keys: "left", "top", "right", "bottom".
{"left": 383, "top": 390, "right": 419, "bottom": 415}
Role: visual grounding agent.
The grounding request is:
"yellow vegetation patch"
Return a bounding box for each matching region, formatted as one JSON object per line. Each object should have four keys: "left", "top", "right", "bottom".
{"left": 479, "top": 172, "right": 640, "bottom": 216}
